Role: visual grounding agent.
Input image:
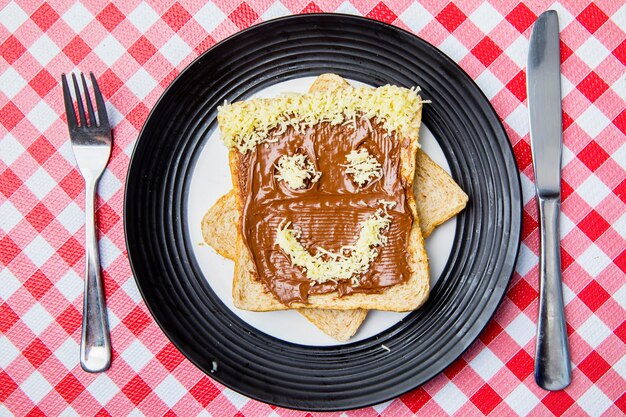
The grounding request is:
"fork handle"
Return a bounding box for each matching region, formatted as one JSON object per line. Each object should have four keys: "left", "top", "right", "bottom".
{"left": 534, "top": 197, "right": 571, "bottom": 390}
{"left": 80, "top": 178, "right": 112, "bottom": 373}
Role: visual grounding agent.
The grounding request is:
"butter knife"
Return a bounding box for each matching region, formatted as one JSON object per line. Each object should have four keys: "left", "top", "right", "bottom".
{"left": 527, "top": 10, "right": 571, "bottom": 390}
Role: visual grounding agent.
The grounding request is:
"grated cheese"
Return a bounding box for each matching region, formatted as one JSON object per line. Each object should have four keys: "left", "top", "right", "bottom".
{"left": 274, "top": 154, "right": 321, "bottom": 190}
{"left": 219, "top": 85, "right": 424, "bottom": 153}
{"left": 275, "top": 206, "right": 393, "bottom": 285}
{"left": 343, "top": 148, "right": 383, "bottom": 187}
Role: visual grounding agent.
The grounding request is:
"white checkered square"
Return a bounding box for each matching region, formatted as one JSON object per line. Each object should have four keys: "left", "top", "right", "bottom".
{"left": 126, "top": 68, "right": 157, "bottom": 100}
{"left": 615, "top": 353, "right": 626, "bottom": 379}
{"left": 128, "top": 1, "right": 160, "bottom": 33}
{"left": 86, "top": 374, "right": 119, "bottom": 406}
{"left": 515, "top": 243, "right": 538, "bottom": 277}
{"left": 54, "top": 337, "right": 79, "bottom": 370}
{"left": 613, "top": 143, "right": 626, "bottom": 171}
{"left": 504, "top": 384, "right": 539, "bottom": 417}
{"left": 121, "top": 278, "right": 143, "bottom": 303}
{"left": 30, "top": 34, "right": 60, "bottom": 66}
{"left": 161, "top": 35, "right": 192, "bottom": 67}
{"left": 399, "top": 2, "right": 433, "bottom": 34}
{"left": 613, "top": 3, "right": 626, "bottom": 29}
{"left": 520, "top": 173, "right": 535, "bottom": 205}
{"left": 0, "top": 199, "right": 22, "bottom": 233}
{"left": 578, "top": 243, "right": 612, "bottom": 277}
{"left": 372, "top": 399, "right": 392, "bottom": 414}
{"left": 560, "top": 212, "right": 576, "bottom": 238}
{"left": 577, "top": 105, "right": 611, "bottom": 138}
{"left": 577, "top": 314, "right": 611, "bottom": 348}
{"left": 0, "top": 268, "right": 21, "bottom": 300}
{"left": 99, "top": 235, "right": 121, "bottom": 269}
{"left": 504, "top": 36, "right": 528, "bottom": 69}
{"left": 120, "top": 339, "right": 152, "bottom": 372}
{"left": 21, "top": 370, "right": 53, "bottom": 403}
{"left": 335, "top": 1, "right": 360, "bottom": 16}
{"left": 0, "top": 1, "right": 28, "bottom": 32}
{"left": 62, "top": 2, "right": 93, "bottom": 34}
{"left": 469, "top": 347, "right": 504, "bottom": 381}
{"left": 576, "top": 37, "right": 610, "bottom": 69}
{"left": 433, "top": 381, "right": 467, "bottom": 415}
{"left": 22, "top": 302, "right": 54, "bottom": 335}
{"left": 154, "top": 375, "right": 187, "bottom": 408}
{"left": 0, "top": 336, "right": 20, "bottom": 368}
{"left": 24, "top": 235, "right": 55, "bottom": 268}
{"left": 27, "top": 100, "right": 57, "bottom": 133}
{"left": 615, "top": 282, "right": 626, "bottom": 310}
{"left": 222, "top": 388, "right": 250, "bottom": 410}
{"left": 0, "top": 132, "right": 25, "bottom": 165}
{"left": 94, "top": 34, "right": 125, "bottom": 67}
{"left": 577, "top": 174, "right": 611, "bottom": 207}
{"left": 504, "top": 104, "right": 530, "bottom": 137}
{"left": 475, "top": 68, "right": 504, "bottom": 100}
{"left": 505, "top": 313, "right": 535, "bottom": 347}
{"left": 0, "top": 67, "right": 26, "bottom": 99}
{"left": 561, "top": 74, "right": 575, "bottom": 97}
{"left": 548, "top": 2, "right": 575, "bottom": 27}
{"left": 196, "top": 2, "right": 227, "bottom": 32}
{"left": 562, "top": 143, "right": 576, "bottom": 166}
{"left": 439, "top": 35, "right": 470, "bottom": 64}
{"left": 57, "top": 201, "right": 83, "bottom": 234}
{"left": 469, "top": 3, "right": 502, "bottom": 34}
{"left": 59, "top": 407, "right": 79, "bottom": 417}
{"left": 578, "top": 386, "right": 612, "bottom": 417}
{"left": 55, "top": 269, "right": 83, "bottom": 302}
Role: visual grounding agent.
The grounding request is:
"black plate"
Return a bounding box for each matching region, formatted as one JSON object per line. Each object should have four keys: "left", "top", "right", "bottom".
{"left": 125, "top": 14, "right": 522, "bottom": 411}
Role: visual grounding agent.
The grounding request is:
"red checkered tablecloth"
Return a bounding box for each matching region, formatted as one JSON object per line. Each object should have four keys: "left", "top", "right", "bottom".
{"left": 1, "top": 1, "right": 624, "bottom": 416}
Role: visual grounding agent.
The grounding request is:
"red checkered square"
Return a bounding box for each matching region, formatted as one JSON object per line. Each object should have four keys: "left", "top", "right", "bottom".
{"left": 0, "top": 303, "right": 20, "bottom": 332}
{"left": 507, "top": 278, "right": 537, "bottom": 311}
{"left": 506, "top": 70, "right": 526, "bottom": 102}
{"left": 56, "top": 373, "right": 86, "bottom": 404}
{"left": 366, "top": 2, "right": 397, "bottom": 24}
{"left": 472, "top": 37, "right": 503, "bottom": 67}
{"left": 96, "top": 3, "right": 125, "bottom": 32}
{"left": 23, "top": 270, "right": 53, "bottom": 300}
{"left": 0, "top": 101, "right": 25, "bottom": 131}
{"left": 0, "top": 235, "right": 22, "bottom": 266}
{"left": 57, "top": 237, "right": 83, "bottom": 267}
{"left": 577, "top": 209, "right": 611, "bottom": 241}
{"left": 25, "top": 202, "right": 54, "bottom": 232}
{"left": 189, "top": 376, "right": 221, "bottom": 407}
{"left": 23, "top": 338, "right": 53, "bottom": 368}
{"left": 578, "top": 71, "right": 610, "bottom": 103}
{"left": 471, "top": 385, "right": 501, "bottom": 414}
{"left": 436, "top": 3, "right": 466, "bottom": 32}
{"left": 28, "top": 69, "right": 57, "bottom": 98}
{"left": 229, "top": 2, "right": 258, "bottom": 30}
{"left": 578, "top": 351, "right": 611, "bottom": 383}
{"left": 163, "top": 3, "right": 192, "bottom": 32}
{"left": 577, "top": 140, "right": 610, "bottom": 171}
{"left": 300, "top": 2, "right": 323, "bottom": 14}
{"left": 123, "top": 306, "right": 151, "bottom": 336}
{"left": 122, "top": 375, "right": 152, "bottom": 405}
{"left": 156, "top": 343, "right": 185, "bottom": 372}
{"left": 542, "top": 391, "right": 575, "bottom": 415}
{"left": 128, "top": 36, "right": 157, "bottom": 65}
{"left": 31, "top": 3, "right": 60, "bottom": 32}
{"left": 57, "top": 305, "right": 81, "bottom": 335}
{"left": 63, "top": 36, "right": 91, "bottom": 65}
{"left": 400, "top": 387, "right": 431, "bottom": 413}
{"left": 1, "top": 35, "right": 26, "bottom": 65}
{"left": 577, "top": 3, "right": 609, "bottom": 34}
{"left": 505, "top": 3, "right": 535, "bottom": 33}
{"left": 578, "top": 280, "right": 611, "bottom": 312}
{"left": 0, "top": 371, "right": 19, "bottom": 402}
{"left": 512, "top": 139, "right": 532, "bottom": 171}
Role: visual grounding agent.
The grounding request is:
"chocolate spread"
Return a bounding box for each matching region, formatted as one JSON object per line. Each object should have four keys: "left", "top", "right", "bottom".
{"left": 238, "top": 118, "right": 413, "bottom": 305}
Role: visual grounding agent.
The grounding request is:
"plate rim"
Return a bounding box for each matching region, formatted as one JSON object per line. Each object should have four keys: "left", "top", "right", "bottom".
{"left": 124, "top": 13, "right": 523, "bottom": 411}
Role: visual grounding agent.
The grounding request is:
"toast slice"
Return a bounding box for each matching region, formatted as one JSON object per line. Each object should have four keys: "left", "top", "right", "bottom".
{"left": 225, "top": 74, "right": 428, "bottom": 311}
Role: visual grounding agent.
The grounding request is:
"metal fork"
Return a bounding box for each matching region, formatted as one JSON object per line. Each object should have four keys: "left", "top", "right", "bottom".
{"left": 61, "top": 72, "right": 112, "bottom": 373}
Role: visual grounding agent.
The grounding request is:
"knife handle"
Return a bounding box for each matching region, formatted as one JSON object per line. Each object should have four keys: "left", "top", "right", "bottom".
{"left": 534, "top": 197, "right": 571, "bottom": 390}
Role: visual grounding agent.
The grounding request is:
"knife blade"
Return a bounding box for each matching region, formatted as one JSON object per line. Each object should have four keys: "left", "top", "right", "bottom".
{"left": 527, "top": 10, "right": 571, "bottom": 391}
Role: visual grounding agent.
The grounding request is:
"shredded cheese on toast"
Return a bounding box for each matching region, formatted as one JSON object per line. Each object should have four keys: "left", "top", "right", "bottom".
{"left": 275, "top": 154, "right": 321, "bottom": 190}
{"left": 343, "top": 149, "right": 383, "bottom": 187}
{"left": 219, "top": 85, "right": 424, "bottom": 153}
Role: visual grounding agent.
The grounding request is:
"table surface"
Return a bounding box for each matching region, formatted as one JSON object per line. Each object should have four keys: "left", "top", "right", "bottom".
{"left": 1, "top": 1, "right": 624, "bottom": 416}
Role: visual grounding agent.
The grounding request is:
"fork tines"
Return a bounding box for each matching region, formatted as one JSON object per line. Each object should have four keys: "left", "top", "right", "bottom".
{"left": 61, "top": 72, "right": 109, "bottom": 131}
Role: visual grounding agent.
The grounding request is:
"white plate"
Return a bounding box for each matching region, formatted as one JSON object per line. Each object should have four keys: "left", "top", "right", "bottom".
{"left": 187, "top": 77, "right": 456, "bottom": 346}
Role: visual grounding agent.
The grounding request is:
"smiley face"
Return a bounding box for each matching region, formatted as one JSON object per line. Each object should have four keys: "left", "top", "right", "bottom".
{"left": 238, "top": 116, "right": 414, "bottom": 304}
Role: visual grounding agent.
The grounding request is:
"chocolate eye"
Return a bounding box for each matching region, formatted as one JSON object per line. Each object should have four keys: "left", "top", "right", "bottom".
{"left": 274, "top": 153, "right": 321, "bottom": 190}
{"left": 343, "top": 148, "right": 383, "bottom": 187}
